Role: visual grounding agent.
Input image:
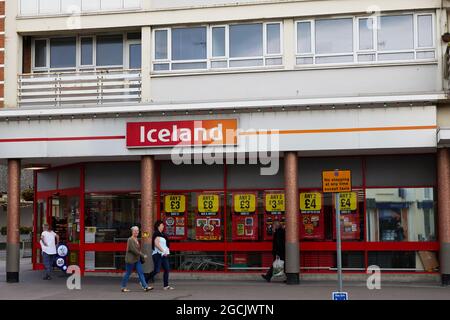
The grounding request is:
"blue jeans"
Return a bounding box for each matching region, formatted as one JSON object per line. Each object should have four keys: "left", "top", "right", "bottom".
{"left": 121, "top": 260, "right": 148, "bottom": 289}
{"left": 42, "top": 252, "right": 55, "bottom": 278}
{"left": 149, "top": 253, "right": 170, "bottom": 287}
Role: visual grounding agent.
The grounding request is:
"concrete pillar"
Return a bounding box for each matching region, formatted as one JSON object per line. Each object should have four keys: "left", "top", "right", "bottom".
{"left": 141, "top": 155, "right": 156, "bottom": 276}
{"left": 141, "top": 26, "right": 152, "bottom": 103}
{"left": 437, "top": 148, "right": 450, "bottom": 285}
{"left": 6, "top": 159, "right": 21, "bottom": 283}
{"left": 283, "top": 18, "right": 296, "bottom": 70}
{"left": 284, "top": 152, "right": 299, "bottom": 284}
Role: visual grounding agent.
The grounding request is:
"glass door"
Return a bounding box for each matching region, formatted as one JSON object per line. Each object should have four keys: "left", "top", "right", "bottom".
{"left": 50, "top": 195, "right": 80, "bottom": 245}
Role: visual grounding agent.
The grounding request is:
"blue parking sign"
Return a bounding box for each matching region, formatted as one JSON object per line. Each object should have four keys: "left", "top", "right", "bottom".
{"left": 332, "top": 292, "right": 348, "bottom": 300}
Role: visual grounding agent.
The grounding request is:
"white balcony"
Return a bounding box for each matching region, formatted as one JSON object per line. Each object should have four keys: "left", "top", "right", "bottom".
{"left": 18, "top": 69, "right": 142, "bottom": 108}
{"left": 19, "top": 0, "right": 142, "bottom": 17}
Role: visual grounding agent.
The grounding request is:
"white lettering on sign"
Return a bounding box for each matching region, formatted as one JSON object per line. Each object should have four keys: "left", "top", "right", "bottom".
{"left": 139, "top": 124, "right": 224, "bottom": 144}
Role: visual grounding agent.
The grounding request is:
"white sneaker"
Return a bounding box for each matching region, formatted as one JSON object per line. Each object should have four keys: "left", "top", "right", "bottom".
{"left": 163, "top": 286, "right": 175, "bottom": 290}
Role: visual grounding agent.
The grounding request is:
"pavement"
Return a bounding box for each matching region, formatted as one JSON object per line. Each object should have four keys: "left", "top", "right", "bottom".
{"left": 1, "top": 257, "right": 450, "bottom": 300}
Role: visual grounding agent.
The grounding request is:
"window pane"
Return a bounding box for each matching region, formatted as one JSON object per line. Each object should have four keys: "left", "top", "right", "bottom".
{"left": 212, "top": 27, "right": 225, "bottom": 57}
{"left": 359, "top": 18, "right": 374, "bottom": 50}
{"left": 96, "top": 35, "right": 123, "bottom": 66}
{"left": 266, "top": 23, "right": 281, "bottom": 54}
{"left": 229, "top": 24, "right": 263, "bottom": 58}
{"left": 211, "top": 61, "right": 227, "bottom": 68}
{"left": 81, "top": 38, "right": 93, "bottom": 65}
{"left": 378, "top": 15, "right": 413, "bottom": 51}
{"left": 34, "top": 40, "right": 47, "bottom": 68}
{"left": 61, "top": 0, "right": 81, "bottom": 13}
{"left": 153, "top": 63, "right": 169, "bottom": 71}
{"left": 297, "top": 22, "right": 312, "bottom": 53}
{"left": 229, "top": 59, "right": 264, "bottom": 67}
{"left": 266, "top": 57, "right": 282, "bottom": 65}
{"left": 171, "top": 27, "right": 207, "bottom": 61}
{"left": 418, "top": 15, "right": 433, "bottom": 48}
{"left": 315, "top": 55, "right": 353, "bottom": 64}
{"left": 296, "top": 57, "right": 313, "bottom": 65}
{"left": 315, "top": 18, "right": 353, "bottom": 54}
{"left": 366, "top": 188, "right": 436, "bottom": 242}
{"left": 358, "top": 53, "right": 375, "bottom": 62}
{"left": 155, "top": 30, "right": 168, "bottom": 60}
{"left": 378, "top": 52, "right": 414, "bottom": 61}
{"left": 416, "top": 51, "right": 435, "bottom": 59}
{"left": 100, "top": 0, "right": 122, "bottom": 10}
{"left": 129, "top": 43, "right": 141, "bottom": 68}
{"left": 172, "top": 62, "right": 207, "bottom": 70}
{"left": 50, "top": 37, "right": 76, "bottom": 68}
{"left": 39, "top": 0, "right": 59, "bottom": 14}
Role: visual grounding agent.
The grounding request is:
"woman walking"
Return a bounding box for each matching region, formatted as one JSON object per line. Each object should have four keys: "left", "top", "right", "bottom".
{"left": 120, "top": 226, "right": 153, "bottom": 292}
{"left": 147, "top": 220, "right": 174, "bottom": 290}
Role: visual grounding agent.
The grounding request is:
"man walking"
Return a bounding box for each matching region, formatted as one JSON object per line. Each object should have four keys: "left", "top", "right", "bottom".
{"left": 40, "top": 224, "right": 59, "bottom": 280}
{"left": 262, "top": 220, "right": 286, "bottom": 282}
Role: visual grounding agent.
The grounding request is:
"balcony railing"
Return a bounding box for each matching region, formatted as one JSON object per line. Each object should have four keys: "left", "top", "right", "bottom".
{"left": 18, "top": 69, "right": 142, "bottom": 108}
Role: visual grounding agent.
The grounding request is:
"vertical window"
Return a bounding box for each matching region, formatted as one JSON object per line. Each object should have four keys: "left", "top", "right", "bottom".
{"left": 171, "top": 27, "right": 207, "bottom": 61}
{"left": 229, "top": 23, "right": 263, "bottom": 58}
{"left": 34, "top": 39, "right": 47, "bottom": 68}
{"left": 266, "top": 23, "right": 281, "bottom": 54}
{"left": 212, "top": 27, "right": 226, "bottom": 57}
{"left": 129, "top": 43, "right": 142, "bottom": 69}
{"left": 417, "top": 14, "right": 433, "bottom": 48}
{"left": 358, "top": 18, "right": 374, "bottom": 50}
{"left": 81, "top": 37, "right": 94, "bottom": 66}
{"left": 315, "top": 18, "right": 353, "bottom": 54}
{"left": 50, "top": 37, "right": 76, "bottom": 68}
{"left": 100, "top": 0, "right": 123, "bottom": 10}
{"left": 378, "top": 15, "right": 414, "bottom": 51}
{"left": 96, "top": 35, "right": 124, "bottom": 66}
{"left": 297, "top": 21, "right": 312, "bottom": 54}
{"left": 155, "top": 30, "right": 168, "bottom": 60}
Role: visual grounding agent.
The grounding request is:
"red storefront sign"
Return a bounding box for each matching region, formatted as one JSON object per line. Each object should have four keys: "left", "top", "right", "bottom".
{"left": 126, "top": 119, "right": 238, "bottom": 148}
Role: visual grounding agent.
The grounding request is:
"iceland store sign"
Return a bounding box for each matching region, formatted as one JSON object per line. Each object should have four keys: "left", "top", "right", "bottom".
{"left": 126, "top": 119, "right": 238, "bottom": 148}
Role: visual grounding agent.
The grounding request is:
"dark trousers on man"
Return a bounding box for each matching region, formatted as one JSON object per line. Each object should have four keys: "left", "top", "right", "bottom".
{"left": 148, "top": 253, "right": 170, "bottom": 287}
{"left": 42, "top": 252, "right": 55, "bottom": 279}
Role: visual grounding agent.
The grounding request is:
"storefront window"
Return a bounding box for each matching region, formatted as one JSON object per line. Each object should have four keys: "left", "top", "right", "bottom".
{"left": 85, "top": 251, "right": 126, "bottom": 271}
{"left": 366, "top": 188, "right": 436, "bottom": 242}
{"left": 84, "top": 194, "right": 141, "bottom": 243}
{"left": 172, "top": 251, "right": 225, "bottom": 271}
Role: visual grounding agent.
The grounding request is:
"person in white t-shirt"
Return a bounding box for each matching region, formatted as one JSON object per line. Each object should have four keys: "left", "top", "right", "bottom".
{"left": 40, "top": 224, "right": 59, "bottom": 280}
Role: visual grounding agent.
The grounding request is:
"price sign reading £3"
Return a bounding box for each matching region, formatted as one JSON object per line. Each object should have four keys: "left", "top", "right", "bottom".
{"left": 265, "top": 193, "right": 285, "bottom": 212}
{"left": 164, "top": 195, "right": 186, "bottom": 213}
{"left": 234, "top": 194, "right": 256, "bottom": 213}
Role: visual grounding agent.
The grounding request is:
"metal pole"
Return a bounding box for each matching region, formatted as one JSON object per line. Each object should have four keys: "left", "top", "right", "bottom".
{"left": 335, "top": 192, "right": 343, "bottom": 292}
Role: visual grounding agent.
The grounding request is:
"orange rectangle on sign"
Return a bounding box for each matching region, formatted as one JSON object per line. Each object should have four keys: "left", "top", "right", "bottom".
{"left": 322, "top": 170, "right": 352, "bottom": 193}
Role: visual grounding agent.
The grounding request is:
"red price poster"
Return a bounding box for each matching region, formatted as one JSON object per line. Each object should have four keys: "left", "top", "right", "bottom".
{"left": 299, "top": 192, "right": 325, "bottom": 240}
{"left": 232, "top": 193, "right": 258, "bottom": 241}
{"left": 263, "top": 192, "right": 285, "bottom": 241}
{"left": 162, "top": 194, "right": 187, "bottom": 240}
{"left": 332, "top": 192, "right": 360, "bottom": 240}
{"left": 195, "top": 194, "right": 222, "bottom": 241}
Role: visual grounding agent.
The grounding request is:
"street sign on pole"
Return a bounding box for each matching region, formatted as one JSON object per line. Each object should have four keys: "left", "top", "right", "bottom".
{"left": 323, "top": 169, "right": 352, "bottom": 300}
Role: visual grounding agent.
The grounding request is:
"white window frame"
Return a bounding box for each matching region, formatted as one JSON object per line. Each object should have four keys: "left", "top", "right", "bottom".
{"left": 31, "top": 32, "right": 138, "bottom": 73}
{"left": 152, "top": 21, "right": 284, "bottom": 73}
{"left": 126, "top": 39, "right": 142, "bottom": 69}
{"left": 295, "top": 11, "right": 436, "bottom": 67}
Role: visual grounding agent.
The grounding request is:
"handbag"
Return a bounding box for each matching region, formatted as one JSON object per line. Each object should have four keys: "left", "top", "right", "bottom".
{"left": 140, "top": 255, "right": 146, "bottom": 264}
{"left": 272, "top": 255, "right": 285, "bottom": 277}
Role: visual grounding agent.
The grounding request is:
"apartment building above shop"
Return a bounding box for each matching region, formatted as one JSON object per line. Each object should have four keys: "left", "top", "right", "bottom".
{"left": 4, "top": 0, "right": 448, "bottom": 110}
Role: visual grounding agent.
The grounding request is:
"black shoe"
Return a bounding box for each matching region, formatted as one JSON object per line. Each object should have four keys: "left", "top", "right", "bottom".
{"left": 261, "top": 274, "right": 271, "bottom": 282}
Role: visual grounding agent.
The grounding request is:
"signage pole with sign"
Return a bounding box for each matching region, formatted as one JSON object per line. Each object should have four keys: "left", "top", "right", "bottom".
{"left": 322, "top": 169, "right": 352, "bottom": 300}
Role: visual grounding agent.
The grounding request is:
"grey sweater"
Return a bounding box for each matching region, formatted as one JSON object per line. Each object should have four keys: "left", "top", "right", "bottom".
{"left": 125, "top": 237, "right": 145, "bottom": 264}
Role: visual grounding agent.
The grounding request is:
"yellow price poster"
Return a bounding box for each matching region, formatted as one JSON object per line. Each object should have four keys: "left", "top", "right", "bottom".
{"left": 300, "top": 192, "right": 322, "bottom": 212}
{"left": 339, "top": 192, "right": 357, "bottom": 211}
{"left": 198, "top": 194, "right": 219, "bottom": 213}
{"left": 265, "top": 193, "right": 285, "bottom": 212}
{"left": 234, "top": 194, "right": 256, "bottom": 213}
{"left": 164, "top": 195, "right": 186, "bottom": 213}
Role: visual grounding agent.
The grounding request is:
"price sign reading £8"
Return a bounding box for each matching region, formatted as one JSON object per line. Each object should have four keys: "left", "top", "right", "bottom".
{"left": 339, "top": 192, "right": 357, "bottom": 211}
{"left": 198, "top": 194, "right": 219, "bottom": 214}
{"left": 234, "top": 194, "right": 256, "bottom": 214}
{"left": 300, "top": 192, "right": 322, "bottom": 213}
{"left": 265, "top": 193, "right": 285, "bottom": 212}
{"left": 164, "top": 195, "right": 186, "bottom": 213}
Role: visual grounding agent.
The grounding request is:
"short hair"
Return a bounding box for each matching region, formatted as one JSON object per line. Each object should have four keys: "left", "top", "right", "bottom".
{"left": 42, "top": 223, "right": 49, "bottom": 228}
{"left": 130, "top": 226, "right": 139, "bottom": 232}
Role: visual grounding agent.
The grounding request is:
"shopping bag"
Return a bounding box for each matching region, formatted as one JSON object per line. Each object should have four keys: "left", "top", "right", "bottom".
{"left": 272, "top": 256, "right": 285, "bottom": 277}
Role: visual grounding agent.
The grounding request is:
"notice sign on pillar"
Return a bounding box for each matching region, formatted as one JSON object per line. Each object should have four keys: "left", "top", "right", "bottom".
{"left": 163, "top": 194, "right": 187, "bottom": 240}
{"left": 322, "top": 170, "right": 352, "bottom": 193}
{"left": 196, "top": 194, "right": 222, "bottom": 241}
{"left": 232, "top": 193, "right": 258, "bottom": 241}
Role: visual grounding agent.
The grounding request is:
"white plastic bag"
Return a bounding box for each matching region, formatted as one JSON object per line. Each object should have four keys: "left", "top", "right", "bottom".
{"left": 272, "top": 256, "right": 285, "bottom": 277}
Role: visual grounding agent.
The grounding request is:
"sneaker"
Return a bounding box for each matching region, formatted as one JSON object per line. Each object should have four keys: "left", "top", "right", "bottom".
{"left": 163, "top": 286, "right": 175, "bottom": 290}
{"left": 121, "top": 288, "right": 131, "bottom": 293}
{"left": 144, "top": 286, "right": 154, "bottom": 292}
{"left": 261, "top": 274, "right": 270, "bottom": 282}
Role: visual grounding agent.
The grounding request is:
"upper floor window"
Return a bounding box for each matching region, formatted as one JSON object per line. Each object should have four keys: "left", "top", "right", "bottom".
{"left": 296, "top": 13, "right": 435, "bottom": 65}
{"left": 31, "top": 33, "right": 141, "bottom": 72}
{"left": 153, "top": 22, "right": 282, "bottom": 72}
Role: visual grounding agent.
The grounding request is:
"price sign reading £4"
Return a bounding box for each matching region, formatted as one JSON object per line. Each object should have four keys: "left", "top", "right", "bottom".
{"left": 300, "top": 192, "right": 322, "bottom": 213}
{"left": 339, "top": 192, "right": 357, "bottom": 211}
{"left": 164, "top": 195, "right": 186, "bottom": 213}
